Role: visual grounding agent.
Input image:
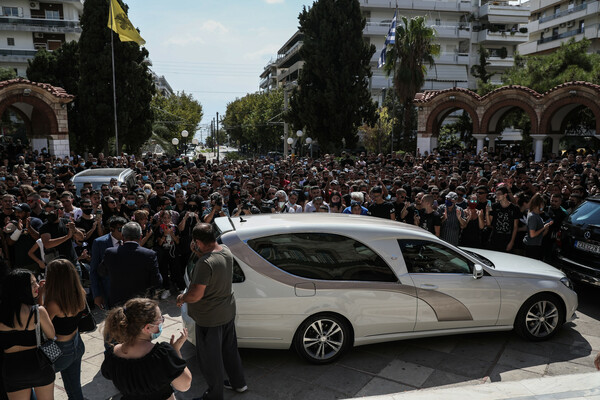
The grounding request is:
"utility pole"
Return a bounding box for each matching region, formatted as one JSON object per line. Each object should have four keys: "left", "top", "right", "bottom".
{"left": 283, "top": 88, "right": 289, "bottom": 159}
{"left": 216, "top": 112, "right": 220, "bottom": 162}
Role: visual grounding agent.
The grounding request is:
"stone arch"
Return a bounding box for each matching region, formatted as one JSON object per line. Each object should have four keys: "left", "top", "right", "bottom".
{"left": 539, "top": 84, "right": 600, "bottom": 135}
{"left": 0, "top": 78, "right": 73, "bottom": 156}
{"left": 425, "top": 100, "right": 480, "bottom": 137}
{"left": 480, "top": 89, "right": 539, "bottom": 135}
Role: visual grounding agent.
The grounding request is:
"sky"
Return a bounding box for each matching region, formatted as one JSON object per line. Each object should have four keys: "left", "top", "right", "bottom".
{"left": 125, "top": 0, "right": 313, "bottom": 141}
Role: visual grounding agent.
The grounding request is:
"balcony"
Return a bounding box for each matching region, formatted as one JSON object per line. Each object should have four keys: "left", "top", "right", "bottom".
{"left": 0, "top": 48, "right": 37, "bottom": 63}
{"left": 434, "top": 25, "right": 472, "bottom": 38}
{"left": 276, "top": 41, "right": 303, "bottom": 68}
{"left": 0, "top": 16, "right": 82, "bottom": 33}
{"left": 436, "top": 52, "right": 470, "bottom": 64}
{"left": 535, "top": 2, "right": 598, "bottom": 32}
{"left": 479, "top": 2, "right": 530, "bottom": 24}
{"left": 488, "top": 56, "right": 515, "bottom": 68}
{"left": 476, "top": 28, "right": 529, "bottom": 43}
{"left": 364, "top": 19, "right": 393, "bottom": 36}
{"left": 360, "top": 0, "right": 472, "bottom": 11}
{"left": 538, "top": 27, "right": 583, "bottom": 44}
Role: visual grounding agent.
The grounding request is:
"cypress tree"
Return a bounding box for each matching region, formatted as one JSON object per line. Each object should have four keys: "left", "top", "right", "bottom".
{"left": 290, "top": 0, "right": 376, "bottom": 153}
{"left": 78, "top": 0, "right": 154, "bottom": 154}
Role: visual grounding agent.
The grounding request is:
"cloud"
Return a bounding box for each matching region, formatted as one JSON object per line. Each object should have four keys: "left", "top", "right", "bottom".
{"left": 164, "top": 20, "right": 229, "bottom": 46}
{"left": 243, "top": 44, "right": 281, "bottom": 62}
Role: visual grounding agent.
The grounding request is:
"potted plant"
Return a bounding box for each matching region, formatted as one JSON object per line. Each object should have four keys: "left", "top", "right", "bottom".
{"left": 499, "top": 47, "right": 508, "bottom": 59}
{"left": 519, "top": 27, "right": 528, "bottom": 33}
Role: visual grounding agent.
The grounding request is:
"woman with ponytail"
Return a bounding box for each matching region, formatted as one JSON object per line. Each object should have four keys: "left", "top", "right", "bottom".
{"left": 101, "top": 298, "right": 191, "bottom": 400}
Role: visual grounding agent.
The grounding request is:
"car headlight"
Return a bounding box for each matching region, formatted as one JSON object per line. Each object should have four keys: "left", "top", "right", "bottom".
{"left": 560, "top": 277, "right": 574, "bottom": 290}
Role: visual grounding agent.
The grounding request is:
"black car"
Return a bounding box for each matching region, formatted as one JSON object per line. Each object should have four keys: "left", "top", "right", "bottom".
{"left": 557, "top": 196, "right": 600, "bottom": 287}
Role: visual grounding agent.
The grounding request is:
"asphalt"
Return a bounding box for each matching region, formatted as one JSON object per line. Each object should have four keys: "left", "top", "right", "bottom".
{"left": 53, "top": 286, "right": 600, "bottom": 400}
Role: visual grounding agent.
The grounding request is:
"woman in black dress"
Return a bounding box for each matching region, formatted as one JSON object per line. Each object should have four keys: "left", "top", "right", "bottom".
{"left": 101, "top": 298, "right": 191, "bottom": 400}
{"left": 0, "top": 269, "right": 55, "bottom": 400}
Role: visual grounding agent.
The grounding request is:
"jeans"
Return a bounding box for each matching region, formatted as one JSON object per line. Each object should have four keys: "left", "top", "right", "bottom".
{"left": 54, "top": 332, "right": 85, "bottom": 400}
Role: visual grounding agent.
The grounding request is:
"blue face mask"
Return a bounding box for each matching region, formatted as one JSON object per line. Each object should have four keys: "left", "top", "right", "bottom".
{"left": 56, "top": 163, "right": 62, "bottom": 167}
{"left": 80, "top": 162, "right": 85, "bottom": 166}
{"left": 127, "top": 200, "right": 135, "bottom": 206}
{"left": 41, "top": 198, "right": 50, "bottom": 203}
{"left": 176, "top": 158, "right": 181, "bottom": 162}
{"left": 142, "top": 175, "right": 149, "bottom": 181}
{"left": 182, "top": 181, "right": 188, "bottom": 186}
{"left": 92, "top": 162, "right": 97, "bottom": 166}
{"left": 33, "top": 180, "right": 39, "bottom": 185}
{"left": 151, "top": 323, "right": 162, "bottom": 340}
{"left": 0, "top": 177, "right": 5, "bottom": 181}
{"left": 269, "top": 165, "right": 274, "bottom": 170}
{"left": 144, "top": 189, "right": 151, "bottom": 195}
{"left": 174, "top": 183, "right": 181, "bottom": 190}
{"left": 445, "top": 200, "right": 454, "bottom": 207}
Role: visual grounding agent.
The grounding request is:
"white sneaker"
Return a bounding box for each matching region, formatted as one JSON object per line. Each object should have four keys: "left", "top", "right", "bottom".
{"left": 160, "top": 290, "right": 171, "bottom": 300}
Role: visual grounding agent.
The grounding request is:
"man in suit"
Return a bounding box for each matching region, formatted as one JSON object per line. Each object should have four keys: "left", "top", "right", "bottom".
{"left": 90, "top": 216, "right": 127, "bottom": 309}
{"left": 99, "top": 222, "right": 162, "bottom": 307}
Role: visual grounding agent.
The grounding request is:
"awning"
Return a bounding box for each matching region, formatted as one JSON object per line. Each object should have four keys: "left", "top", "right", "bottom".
{"left": 435, "top": 64, "right": 468, "bottom": 82}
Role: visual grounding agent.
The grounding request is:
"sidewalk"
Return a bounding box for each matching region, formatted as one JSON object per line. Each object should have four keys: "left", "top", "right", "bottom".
{"left": 355, "top": 371, "right": 600, "bottom": 400}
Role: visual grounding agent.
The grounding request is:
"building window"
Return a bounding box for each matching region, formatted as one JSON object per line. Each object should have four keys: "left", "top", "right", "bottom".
{"left": 45, "top": 10, "right": 60, "bottom": 19}
{"left": 7, "top": 38, "right": 15, "bottom": 46}
{"left": 554, "top": 5, "right": 560, "bottom": 14}
{"left": 435, "top": 18, "right": 441, "bottom": 25}
{"left": 579, "top": 20, "right": 584, "bottom": 32}
{"left": 2, "top": 7, "right": 19, "bottom": 17}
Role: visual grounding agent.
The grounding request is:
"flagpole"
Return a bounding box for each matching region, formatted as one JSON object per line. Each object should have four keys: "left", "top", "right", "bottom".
{"left": 110, "top": 1, "right": 119, "bottom": 156}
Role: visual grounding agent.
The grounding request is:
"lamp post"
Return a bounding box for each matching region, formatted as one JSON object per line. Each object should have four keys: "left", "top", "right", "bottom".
{"left": 171, "top": 138, "right": 179, "bottom": 156}
{"left": 296, "top": 130, "right": 303, "bottom": 157}
{"left": 306, "top": 137, "right": 313, "bottom": 158}
{"left": 181, "top": 130, "right": 189, "bottom": 155}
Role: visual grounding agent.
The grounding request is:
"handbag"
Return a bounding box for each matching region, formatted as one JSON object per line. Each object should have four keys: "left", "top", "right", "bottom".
{"left": 77, "top": 300, "right": 97, "bottom": 333}
{"left": 34, "top": 305, "right": 62, "bottom": 364}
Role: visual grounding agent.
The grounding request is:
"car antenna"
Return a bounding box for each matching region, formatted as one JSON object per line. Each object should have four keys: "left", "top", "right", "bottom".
{"left": 240, "top": 216, "right": 247, "bottom": 223}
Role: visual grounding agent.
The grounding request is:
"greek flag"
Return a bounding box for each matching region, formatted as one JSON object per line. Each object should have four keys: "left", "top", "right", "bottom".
{"left": 378, "top": 11, "right": 397, "bottom": 68}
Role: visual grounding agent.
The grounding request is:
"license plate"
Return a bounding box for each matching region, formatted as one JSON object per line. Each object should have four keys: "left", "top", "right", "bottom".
{"left": 575, "top": 240, "right": 600, "bottom": 254}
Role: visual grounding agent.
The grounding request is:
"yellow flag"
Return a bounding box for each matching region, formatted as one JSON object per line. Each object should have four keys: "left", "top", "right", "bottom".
{"left": 107, "top": 0, "right": 146, "bottom": 46}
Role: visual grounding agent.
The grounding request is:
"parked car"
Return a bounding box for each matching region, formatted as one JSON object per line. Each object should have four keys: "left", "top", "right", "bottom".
{"left": 556, "top": 195, "right": 600, "bottom": 287}
{"left": 182, "top": 214, "right": 578, "bottom": 364}
{"left": 71, "top": 168, "right": 137, "bottom": 195}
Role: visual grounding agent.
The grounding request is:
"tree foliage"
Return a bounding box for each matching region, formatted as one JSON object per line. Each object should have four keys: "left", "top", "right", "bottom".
{"left": 0, "top": 67, "right": 16, "bottom": 81}
{"left": 290, "top": 0, "right": 376, "bottom": 153}
{"left": 361, "top": 107, "right": 395, "bottom": 154}
{"left": 78, "top": 0, "right": 154, "bottom": 154}
{"left": 151, "top": 91, "right": 203, "bottom": 141}
{"left": 384, "top": 16, "right": 439, "bottom": 142}
{"left": 223, "top": 89, "right": 284, "bottom": 153}
{"left": 503, "top": 38, "right": 600, "bottom": 93}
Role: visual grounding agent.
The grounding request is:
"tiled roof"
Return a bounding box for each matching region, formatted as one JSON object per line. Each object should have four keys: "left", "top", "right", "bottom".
{"left": 415, "top": 82, "right": 600, "bottom": 103}
{"left": 0, "top": 78, "right": 74, "bottom": 99}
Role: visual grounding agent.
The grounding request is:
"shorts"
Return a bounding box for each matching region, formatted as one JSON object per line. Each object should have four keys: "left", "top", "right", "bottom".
{"left": 2, "top": 348, "right": 55, "bottom": 392}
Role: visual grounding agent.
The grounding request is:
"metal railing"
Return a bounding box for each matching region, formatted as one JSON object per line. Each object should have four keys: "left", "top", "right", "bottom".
{"left": 0, "top": 16, "right": 80, "bottom": 29}
{"left": 538, "top": 27, "right": 583, "bottom": 44}
{"left": 538, "top": 2, "right": 588, "bottom": 23}
{"left": 0, "top": 49, "right": 37, "bottom": 56}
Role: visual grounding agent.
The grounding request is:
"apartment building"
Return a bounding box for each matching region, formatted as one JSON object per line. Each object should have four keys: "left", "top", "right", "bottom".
{"left": 0, "top": 1, "right": 84, "bottom": 77}
{"left": 519, "top": 0, "right": 600, "bottom": 55}
{"left": 260, "top": 0, "right": 530, "bottom": 104}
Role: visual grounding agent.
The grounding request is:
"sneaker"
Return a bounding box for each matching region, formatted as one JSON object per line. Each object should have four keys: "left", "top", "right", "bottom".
{"left": 224, "top": 380, "right": 248, "bottom": 393}
{"left": 160, "top": 290, "right": 171, "bottom": 300}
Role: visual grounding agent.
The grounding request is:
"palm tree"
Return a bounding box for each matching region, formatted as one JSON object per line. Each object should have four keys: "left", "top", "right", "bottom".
{"left": 384, "top": 16, "right": 439, "bottom": 144}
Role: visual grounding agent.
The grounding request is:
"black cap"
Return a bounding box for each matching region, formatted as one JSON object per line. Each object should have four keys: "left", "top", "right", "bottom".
{"left": 13, "top": 203, "right": 31, "bottom": 213}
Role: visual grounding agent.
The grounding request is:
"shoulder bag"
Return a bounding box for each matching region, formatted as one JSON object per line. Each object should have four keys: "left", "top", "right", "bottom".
{"left": 77, "top": 300, "right": 97, "bottom": 333}
{"left": 35, "top": 305, "right": 63, "bottom": 364}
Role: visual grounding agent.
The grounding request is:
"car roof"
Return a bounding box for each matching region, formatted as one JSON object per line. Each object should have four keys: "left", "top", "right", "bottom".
{"left": 220, "top": 213, "right": 435, "bottom": 241}
{"left": 72, "top": 168, "right": 134, "bottom": 181}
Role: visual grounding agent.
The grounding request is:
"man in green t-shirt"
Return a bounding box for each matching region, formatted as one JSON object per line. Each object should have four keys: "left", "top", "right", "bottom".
{"left": 176, "top": 223, "right": 246, "bottom": 399}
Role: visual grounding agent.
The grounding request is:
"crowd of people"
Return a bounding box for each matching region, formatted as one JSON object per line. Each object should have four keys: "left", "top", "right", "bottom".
{"left": 0, "top": 142, "right": 598, "bottom": 399}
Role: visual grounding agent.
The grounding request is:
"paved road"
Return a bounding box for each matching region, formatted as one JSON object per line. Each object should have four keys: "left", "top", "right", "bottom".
{"left": 55, "top": 286, "right": 600, "bottom": 400}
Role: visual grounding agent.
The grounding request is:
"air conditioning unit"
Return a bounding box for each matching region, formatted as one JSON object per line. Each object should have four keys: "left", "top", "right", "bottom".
{"left": 544, "top": 28, "right": 550, "bottom": 32}
{"left": 560, "top": 23, "right": 566, "bottom": 27}
{"left": 33, "top": 32, "right": 44, "bottom": 39}
{"left": 567, "top": 21, "right": 575, "bottom": 27}
{"left": 30, "top": 2, "right": 40, "bottom": 10}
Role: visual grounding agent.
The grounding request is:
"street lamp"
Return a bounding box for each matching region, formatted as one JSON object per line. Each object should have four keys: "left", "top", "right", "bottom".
{"left": 192, "top": 138, "right": 199, "bottom": 145}
{"left": 181, "top": 130, "right": 189, "bottom": 155}
{"left": 296, "top": 130, "right": 303, "bottom": 156}
{"left": 306, "top": 137, "right": 313, "bottom": 158}
{"left": 171, "top": 138, "right": 179, "bottom": 154}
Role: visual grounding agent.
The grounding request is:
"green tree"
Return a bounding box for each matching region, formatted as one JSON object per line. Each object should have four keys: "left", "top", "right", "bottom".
{"left": 384, "top": 16, "right": 439, "bottom": 144}
{"left": 503, "top": 38, "right": 600, "bottom": 92}
{"left": 27, "top": 42, "right": 82, "bottom": 151}
{"left": 0, "top": 67, "right": 16, "bottom": 81}
{"left": 78, "top": 0, "right": 154, "bottom": 154}
{"left": 223, "top": 89, "right": 284, "bottom": 153}
{"left": 151, "top": 91, "right": 203, "bottom": 141}
{"left": 290, "top": 0, "right": 376, "bottom": 153}
{"left": 361, "top": 107, "right": 395, "bottom": 154}
{"left": 470, "top": 45, "right": 495, "bottom": 95}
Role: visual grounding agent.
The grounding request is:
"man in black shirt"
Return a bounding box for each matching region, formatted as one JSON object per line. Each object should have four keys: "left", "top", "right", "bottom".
{"left": 488, "top": 186, "right": 519, "bottom": 252}
{"left": 39, "top": 201, "right": 80, "bottom": 263}
{"left": 367, "top": 186, "right": 395, "bottom": 220}
{"left": 415, "top": 194, "right": 441, "bottom": 237}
